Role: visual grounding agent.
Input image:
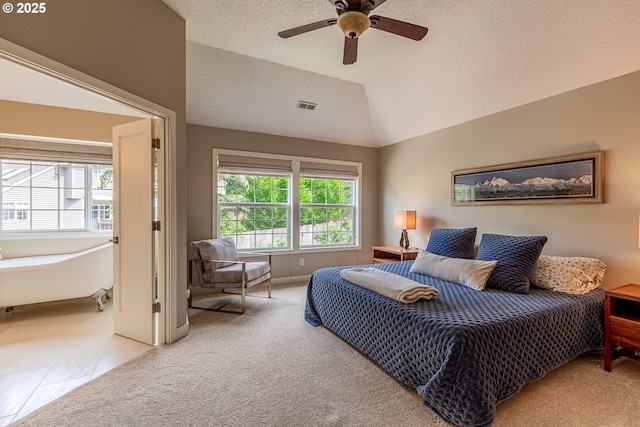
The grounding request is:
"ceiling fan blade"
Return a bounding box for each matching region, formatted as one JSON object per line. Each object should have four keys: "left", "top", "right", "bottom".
{"left": 369, "top": 15, "right": 428, "bottom": 40}
{"left": 343, "top": 37, "right": 358, "bottom": 65}
{"left": 278, "top": 18, "right": 337, "bottom": 38}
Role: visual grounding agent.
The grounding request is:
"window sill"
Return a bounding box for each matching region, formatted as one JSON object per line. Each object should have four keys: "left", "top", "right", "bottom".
{"left": 238, "top": 245, "right": 362, "bottom": 257}
{"left": 0, "top": 230, "right": 113, "bottom": 241}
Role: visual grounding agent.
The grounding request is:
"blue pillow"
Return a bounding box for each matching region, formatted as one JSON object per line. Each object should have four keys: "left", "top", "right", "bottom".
{"left": 426, "top": 227, "right": 477, "bottom": 259}
{"left": 476, "top": 234, "right": 548, "bottom": 294}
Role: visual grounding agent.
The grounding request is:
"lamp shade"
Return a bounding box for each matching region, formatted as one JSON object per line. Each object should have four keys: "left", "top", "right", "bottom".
{"left": 337, "top": 11, "right": 371, "bottom": 39}
{"left": 394, "top": 210, "right": 416, "bottom": 230}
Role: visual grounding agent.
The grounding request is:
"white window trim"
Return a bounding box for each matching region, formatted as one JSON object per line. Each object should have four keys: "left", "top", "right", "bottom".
{"left": 0, "top": 229, "right": 113, "bottom": 241}
{"left": 212, "top": 149, "right": 362, "bottom": 254}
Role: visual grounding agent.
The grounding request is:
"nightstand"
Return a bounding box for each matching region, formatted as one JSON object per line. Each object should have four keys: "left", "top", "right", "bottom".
{"left": 372, "top": 246, "right": 419, "bottom": 264}
{"left": 604, "top": 284, "right": 640, "bottom": 372}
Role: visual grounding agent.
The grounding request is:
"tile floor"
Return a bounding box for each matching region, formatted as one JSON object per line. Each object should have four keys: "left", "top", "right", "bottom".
{"left": 0, "top": 296, "right": 152, "bottom": 426}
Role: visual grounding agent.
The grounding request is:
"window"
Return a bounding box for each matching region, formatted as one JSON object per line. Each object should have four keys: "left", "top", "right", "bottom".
{"left": 90, "top": 165, "right": 113, "bottom": 230}
{"left": 16, "top": 202, "right": 28, "bottom": 221}
{"left": 2, "top": 202, "right": 15, "bottom": 220}
{"left": 299, "top": 177, "right": 355, "bottom": 247}
{"left": 92, "top": 205, "right": 112, "bottom": 230}
{"left": 218, "top": 174, "right": 290, "bottom": 250}
{"left": 214, "top": 150, "right": 360, "bottom": 252}
{"left": 0, "top": 160, "right": 113, "bottom": 232}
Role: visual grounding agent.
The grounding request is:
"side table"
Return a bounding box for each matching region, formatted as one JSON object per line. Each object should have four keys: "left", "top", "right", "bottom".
{"left": 604, "top": 283, "right": 640, "bottom": 371}
{"left": 372, "top": 246, "right": 419, "bottom": 264}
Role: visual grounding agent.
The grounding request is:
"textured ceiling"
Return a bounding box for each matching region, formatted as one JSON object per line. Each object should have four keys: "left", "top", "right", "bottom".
{"left": 168, "top": 0, "right": 640, "bottom": 147}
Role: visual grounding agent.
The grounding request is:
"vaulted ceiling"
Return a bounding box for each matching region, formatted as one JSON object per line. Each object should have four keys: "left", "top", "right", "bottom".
{"left": 161, "top": 0, "right": 640, "bottom": 148}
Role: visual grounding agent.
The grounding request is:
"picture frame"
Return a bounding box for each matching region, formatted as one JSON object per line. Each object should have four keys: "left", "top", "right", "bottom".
{"left": 451, "top": 151, "right": 604, "bottom": 206}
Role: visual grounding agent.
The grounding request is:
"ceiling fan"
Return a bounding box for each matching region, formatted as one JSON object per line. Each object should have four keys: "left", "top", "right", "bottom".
{"left": 278, "top": 0, "right": 428, "bottom": 65}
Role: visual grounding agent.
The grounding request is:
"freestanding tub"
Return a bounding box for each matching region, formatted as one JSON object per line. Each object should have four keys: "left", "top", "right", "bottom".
{"left": 0, "top": 242, "right": 113, "bottom": 311}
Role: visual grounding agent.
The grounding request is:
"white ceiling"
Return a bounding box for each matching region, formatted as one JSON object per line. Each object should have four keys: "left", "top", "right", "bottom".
{"left": 162, "top": 0, "right": 640, "bottom": 148}
{"left": 0, "top": 56, "right": 148, "bottom": 118}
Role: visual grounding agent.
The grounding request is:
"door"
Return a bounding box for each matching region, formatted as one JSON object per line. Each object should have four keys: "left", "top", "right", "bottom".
{"left": 112, "top": 118, "right": 156, "bottom": 345}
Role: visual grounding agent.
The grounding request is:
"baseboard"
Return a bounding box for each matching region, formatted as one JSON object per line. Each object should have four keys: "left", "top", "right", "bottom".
{"left": 272, "top": 275, "right": 311, "bottom": 286}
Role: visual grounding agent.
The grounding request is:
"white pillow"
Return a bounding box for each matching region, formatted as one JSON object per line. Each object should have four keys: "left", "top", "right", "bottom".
{"left": 410, "top": 250, "right": 497, "bottom": 291}
{"left": 531, "top": 255, "right": 606, "bottom": 294}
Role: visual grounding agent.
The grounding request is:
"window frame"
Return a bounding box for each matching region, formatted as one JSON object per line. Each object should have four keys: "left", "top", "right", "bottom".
{"left": 213, "top": 149, "right": 361, "bottom": 254}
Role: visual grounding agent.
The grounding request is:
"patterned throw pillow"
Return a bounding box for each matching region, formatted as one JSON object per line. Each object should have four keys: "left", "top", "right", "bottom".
{"left": 426, "top": 227, "right": 477, "bottom": 259}
{"left": 476, "top": 234, "right": 548, "bottom": 294}
{"left": 531, "top": 255, "right": 606, "bottom": 294}
{"left": 197, "top": 237, "right": 240, "bottom": 272}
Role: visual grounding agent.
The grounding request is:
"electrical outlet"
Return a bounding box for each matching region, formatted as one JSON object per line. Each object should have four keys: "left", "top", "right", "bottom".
{"left": 299, "top": 257, "right": 304, "bottom": 266}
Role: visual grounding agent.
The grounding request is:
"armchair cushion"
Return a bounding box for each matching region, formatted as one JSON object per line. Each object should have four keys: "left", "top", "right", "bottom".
{"left": 196, "top": 237, "right": 240, "bottom": 272}
{"left": 203, "top": 261, "right": 271, "bottom": 285}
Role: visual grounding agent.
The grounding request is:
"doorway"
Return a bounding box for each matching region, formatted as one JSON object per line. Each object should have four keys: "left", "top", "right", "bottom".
{"left": 0, "top": 39, "right": 186, "bottom": 345}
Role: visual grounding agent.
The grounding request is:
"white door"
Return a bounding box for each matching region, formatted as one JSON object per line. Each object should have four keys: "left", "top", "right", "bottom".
{"left": 112, "top": 118, "right": 156, "bottom": 345}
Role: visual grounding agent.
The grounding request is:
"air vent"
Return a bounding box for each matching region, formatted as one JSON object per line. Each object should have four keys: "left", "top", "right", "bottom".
{"left": 296, "top": 100, "right": 317, "bottom": 111}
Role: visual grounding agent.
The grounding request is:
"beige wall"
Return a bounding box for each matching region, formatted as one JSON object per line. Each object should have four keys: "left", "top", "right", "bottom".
{"left": 187, "top": 125, "right": 379, "bottom": 280}
{"left": 379, "top": 70, "right": 640, "bottom": 288}
{"left": 0, "top": 100, "right": 138, "bottom": 142}
{"left": 0, "top": 0, "right": 188, "bottom": 329}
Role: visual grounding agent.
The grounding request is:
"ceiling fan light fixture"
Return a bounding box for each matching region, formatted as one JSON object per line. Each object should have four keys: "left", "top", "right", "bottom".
{"left": 337, "top": 11, "right": 371, "bottom": 39}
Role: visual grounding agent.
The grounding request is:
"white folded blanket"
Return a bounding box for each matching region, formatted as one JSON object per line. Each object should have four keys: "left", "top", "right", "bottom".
{"left": 340, "top": 267, "right": 439, "bottom": 304}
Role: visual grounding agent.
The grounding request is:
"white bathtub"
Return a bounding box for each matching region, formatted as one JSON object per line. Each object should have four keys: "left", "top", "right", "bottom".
{"left": 0, "top": 242, "right": 113, "bottom": 310}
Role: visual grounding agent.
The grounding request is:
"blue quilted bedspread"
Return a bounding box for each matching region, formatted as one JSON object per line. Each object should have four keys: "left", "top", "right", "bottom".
{"left": 304, "top": 261, "right": 604, "bottom": 427}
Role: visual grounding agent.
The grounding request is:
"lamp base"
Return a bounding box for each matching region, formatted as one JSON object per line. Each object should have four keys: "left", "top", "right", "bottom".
{"left": 399, "top": 229, "right": 410, "bottom": 249}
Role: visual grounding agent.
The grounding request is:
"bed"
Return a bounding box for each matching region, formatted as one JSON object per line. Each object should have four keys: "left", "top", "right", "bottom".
{"left": 304, "top": 260, "right": 604, "bottom": 427}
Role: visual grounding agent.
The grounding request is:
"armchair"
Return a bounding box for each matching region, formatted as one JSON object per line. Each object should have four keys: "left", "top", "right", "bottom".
{"left": 189, "top": 237, "right": 272, "bottom": 314}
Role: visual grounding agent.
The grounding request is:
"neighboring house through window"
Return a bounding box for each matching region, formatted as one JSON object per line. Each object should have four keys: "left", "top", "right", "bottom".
{"left": 0, "top": 160, "right": 113, "bottom": 232}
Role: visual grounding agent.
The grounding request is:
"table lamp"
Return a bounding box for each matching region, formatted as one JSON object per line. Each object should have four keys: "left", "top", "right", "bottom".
{"left": 394, "top": 210, "right": 416, "bottom": 249}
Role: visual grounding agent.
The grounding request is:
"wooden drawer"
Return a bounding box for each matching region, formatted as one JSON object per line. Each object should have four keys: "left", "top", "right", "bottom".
{"left": 373, "top": 258, "right": 397, "bottom": 264}
{"left": 610, "top": 316, "right": 640, "bottom": 351}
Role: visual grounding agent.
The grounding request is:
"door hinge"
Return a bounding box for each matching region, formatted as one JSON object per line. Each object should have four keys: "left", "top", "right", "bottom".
{"left": 152, "top": 221, "right": 161, "bottom": 231}
{"left": 152, "top": 138, "right": 161, "bottom": 149}
{"left": 152, "top": 302, "right": 161, "bottom": 313}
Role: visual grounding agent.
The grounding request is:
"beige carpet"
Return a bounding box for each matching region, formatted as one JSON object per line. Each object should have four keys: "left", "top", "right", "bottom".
{"left": 13, "top": 284, "right": 640, "bottom": 427}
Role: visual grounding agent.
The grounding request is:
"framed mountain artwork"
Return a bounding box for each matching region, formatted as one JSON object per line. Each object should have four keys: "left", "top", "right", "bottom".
{"left": 451, "top": 151, "right": 604, "bottom": 205}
